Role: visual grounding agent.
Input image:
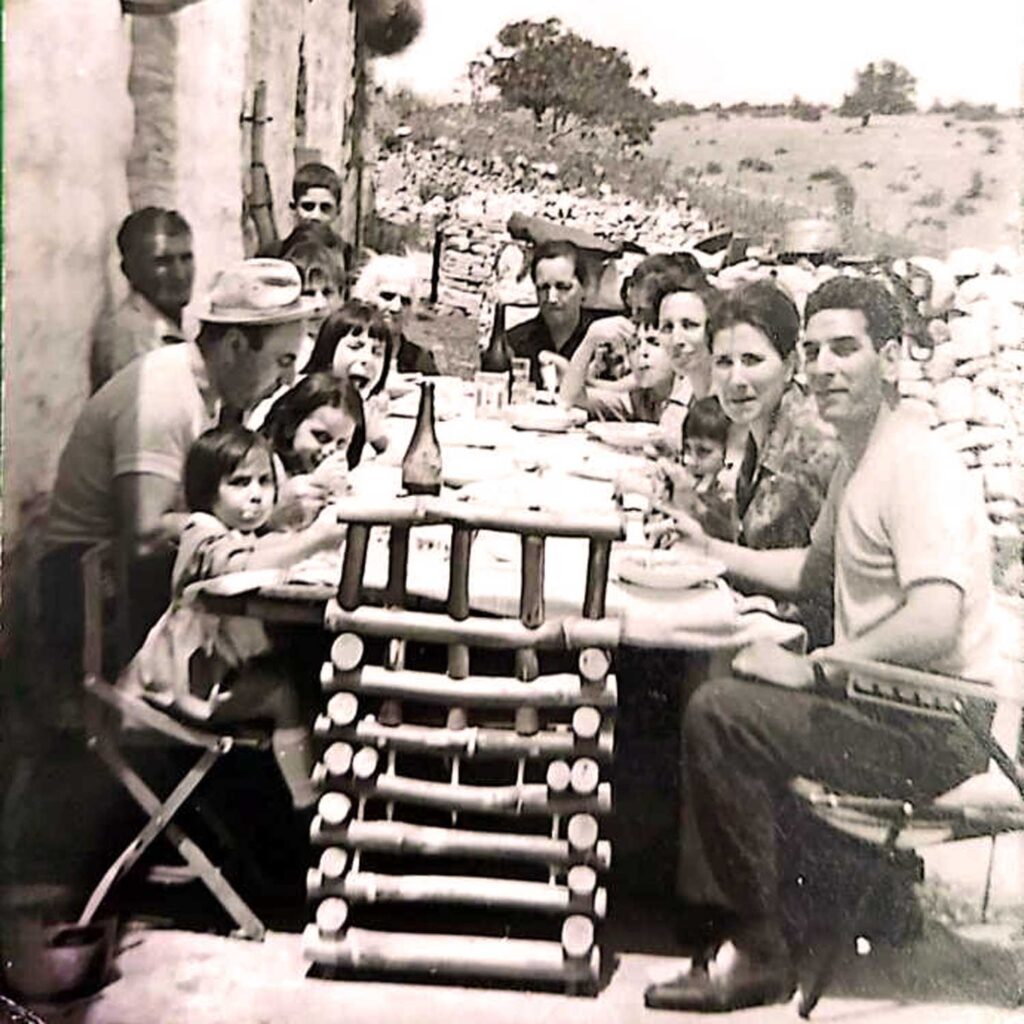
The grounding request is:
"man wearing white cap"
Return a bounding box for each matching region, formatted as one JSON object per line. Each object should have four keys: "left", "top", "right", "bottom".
{"left": 43, "top": 258, "right": 321, "bottom": 670}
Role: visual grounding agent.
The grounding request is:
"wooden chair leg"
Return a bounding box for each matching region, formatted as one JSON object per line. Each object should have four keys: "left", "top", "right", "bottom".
{"left": 798, "top": 817, "right": 905, "bottom": 1019}
{"left": 82, "top": 740, "right": 265, "bottom": 940}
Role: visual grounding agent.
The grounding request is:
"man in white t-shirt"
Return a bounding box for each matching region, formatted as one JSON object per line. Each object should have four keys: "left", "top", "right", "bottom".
{"left": 644, "top": 276, "right": 998, "bottom": 1013}
{"left": 43, "top": 258, "right": 321, "bottom": 669}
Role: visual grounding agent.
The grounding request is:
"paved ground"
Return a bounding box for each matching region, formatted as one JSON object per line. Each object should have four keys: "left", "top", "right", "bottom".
{"left": 17, "top": 910, "right": 1023, "bottom": 1024}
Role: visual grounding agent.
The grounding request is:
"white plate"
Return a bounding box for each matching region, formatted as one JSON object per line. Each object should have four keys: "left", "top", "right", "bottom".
{"left": 508, "top": 405, "right": 585, "bottom": 433}
{"left": 442, "top": 449, "right": 531, "bottom": 488}
{"left": 616, "top": 550, "right": 726, "bottom": 591}
{"left": 194, "top": 569, "right": 286, "bottom": 597}
{"left": 571, "top": 449, "right": 652, "bottom": 483}
{"left": 586, "top": 421, "right": 662, "bottom": 451}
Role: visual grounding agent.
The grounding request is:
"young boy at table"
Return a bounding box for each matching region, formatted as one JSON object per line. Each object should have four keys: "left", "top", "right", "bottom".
{"left": 560, "top": 310, "right": 676, "bottom": 422}
{"left": 118, "top": 425, "right": 349, "bottom": 809}
{"left": 661, "top": 396, "right": 736, "bottom": 542}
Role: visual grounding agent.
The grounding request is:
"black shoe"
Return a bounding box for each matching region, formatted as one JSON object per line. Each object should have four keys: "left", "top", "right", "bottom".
{"left": 644, "top": 952, "right": 796, "bottom": 1013}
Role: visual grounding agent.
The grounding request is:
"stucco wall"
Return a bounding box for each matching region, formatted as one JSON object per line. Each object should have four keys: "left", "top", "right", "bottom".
{"left": 4, "top": 2, "right": 134, "bottom": 540}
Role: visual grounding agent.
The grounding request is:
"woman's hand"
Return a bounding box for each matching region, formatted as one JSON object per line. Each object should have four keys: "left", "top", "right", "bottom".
{"left": 272, "top": 475, "right": 331, "bottom": 530}
{"left": 311, "top": 452, "right": 352, "bottom": 498}
{"left": 644, "top": 501, "right": 710, "bottom": 553}
{"left": 538, "top": 350, "right": 570, "bottom": 391}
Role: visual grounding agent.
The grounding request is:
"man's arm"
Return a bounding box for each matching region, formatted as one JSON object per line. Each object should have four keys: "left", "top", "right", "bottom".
{"left": 114, "top": 473, "right": 188, "bottom": 561}
{"left": 653, "top": 505, "right": 830, "bottom": 599}
{"left": 812, "top": 580, "right": 963, "bottom": 670}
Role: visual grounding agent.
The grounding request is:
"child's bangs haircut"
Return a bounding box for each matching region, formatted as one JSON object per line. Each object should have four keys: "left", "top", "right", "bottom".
{"left": 292, "top": 162, "right": 342, "bottom": 205}
{"left": 682, "top": 395, "right": 730, "bottom": 448}
{"left": 302, "top": 300, "right": 394, "bottom": 395}
{"left": 184, "top": 426, "right": 277, "bottom": 514}
{"left": 262, "top": 372, "right": 367, "bottom": 472}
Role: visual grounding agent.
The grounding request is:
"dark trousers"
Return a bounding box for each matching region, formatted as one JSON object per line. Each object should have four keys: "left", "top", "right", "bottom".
{"left": 682, "top": 676, "right": 987, "bottom": 943}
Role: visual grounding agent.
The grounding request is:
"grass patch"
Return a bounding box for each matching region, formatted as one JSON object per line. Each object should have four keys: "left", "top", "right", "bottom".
{"left": 738, "top": 156, "right": 774, "bottom": 173}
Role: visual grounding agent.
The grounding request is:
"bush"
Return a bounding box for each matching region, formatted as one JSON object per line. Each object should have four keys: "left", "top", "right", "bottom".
{"left": 704, "top": 160, "right": 723, "bottom": 175}
{"left": 886, "top": 181, "right": 910, "bottom": 193}
{"left": 964, "top": 169, "right": 985, "bottom": 200}
{"left": 857, "top": 160, "right": 877, "bottom": 170}
{"left": 774, "top": 147, "right": 789, "bottom": 156}
{"left": 914, "top": 188, "right": 944, "bottom": 209}
{"left": 738, "top": 156, "right": 774, "bottom": 173}
{"left": 951, "top": 198, "right": 977, "bottom": 217}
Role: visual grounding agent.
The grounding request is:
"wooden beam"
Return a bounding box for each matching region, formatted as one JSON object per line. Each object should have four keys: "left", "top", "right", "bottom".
{"left": 324, "top": 602, "right": 621, "bottom": 650}
{"left": 309, "top": 819, "right": 612, "bottom": 870}
{"left": 302, "top": 925, "right": 600, "bottom": 984}
{"left": 324, "top": 665, "right": 617, "bottom": 709}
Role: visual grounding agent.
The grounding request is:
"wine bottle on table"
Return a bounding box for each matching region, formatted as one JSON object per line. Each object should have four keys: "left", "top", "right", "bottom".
{"left": 401, "top": 381, "right": 442, "bottom": 496}
{"left": 480, "top": 303, "right": 512, "bottom": 374}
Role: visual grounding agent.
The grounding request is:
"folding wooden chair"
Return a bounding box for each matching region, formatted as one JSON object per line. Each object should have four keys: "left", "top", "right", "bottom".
{"left": 303, "top": 495, "right": 624, "bottom": 992}
{"left": 791, "top": 643, "right": 1024, "bottom": 1018}
{"left": 77, "top": 541, "right": 268, "bottom": 940}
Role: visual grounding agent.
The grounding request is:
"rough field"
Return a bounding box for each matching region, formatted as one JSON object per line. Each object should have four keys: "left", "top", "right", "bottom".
{"left": 649, "top": 112, "right": 1022, "bottom": 256}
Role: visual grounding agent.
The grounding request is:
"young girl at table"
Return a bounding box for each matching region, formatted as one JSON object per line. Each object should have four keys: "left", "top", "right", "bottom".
{"left": 303, "top": 300, "right": 394, "bottom": 454}
{"left": 119, "top": 425, "right": 349, "bottom": 808}
{"left": 262, "top": 372, "right": 366, "bottom": 507}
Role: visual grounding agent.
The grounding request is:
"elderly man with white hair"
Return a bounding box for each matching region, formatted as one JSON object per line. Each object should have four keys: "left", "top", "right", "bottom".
{"left": 352, "top": 253, "right": 439, "bottom": 375}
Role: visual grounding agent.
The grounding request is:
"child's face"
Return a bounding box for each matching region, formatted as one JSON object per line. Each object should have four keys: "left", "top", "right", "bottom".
{"left": 681, "top": 436, "right": 726, "bottom": 480}
{"left": 625, "top": 320, "right": 674, "bottom": 390}
{"left": 213, "top": 448, "right": 275, "bottom": 532}
{"left": 293, "top": 404, "right": 357, "bottom": 471}
{"left": 331, "top": 327, "right": 387, "bottom": 396}
{"left": 294, "top": 186, "right": 338, "bottom": 225}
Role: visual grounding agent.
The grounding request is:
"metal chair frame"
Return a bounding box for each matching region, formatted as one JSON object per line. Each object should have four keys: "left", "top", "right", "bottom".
{"left": 793, "top": 651, "right": 1024, "bottom": 1018}
{"left": 78, "top": 541, "right": 267, "bottom": 940}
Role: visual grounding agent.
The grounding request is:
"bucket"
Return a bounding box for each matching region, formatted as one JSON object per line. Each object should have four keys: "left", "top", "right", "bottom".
{"left": 1, "top": 887, "right": 118, "bottom": 1001}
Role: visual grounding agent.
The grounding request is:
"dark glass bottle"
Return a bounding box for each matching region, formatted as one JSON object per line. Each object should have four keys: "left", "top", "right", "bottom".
{"left": 480, "top": 303, "right": 512, "bottom": 375}
{"left": 401, "top": 381, "right": 442, "bottom": 496}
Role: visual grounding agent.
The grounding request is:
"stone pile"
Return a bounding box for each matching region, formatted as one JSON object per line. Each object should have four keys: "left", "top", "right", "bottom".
{"left": 376, "top": 144, "right": 1022, "bottom": 593}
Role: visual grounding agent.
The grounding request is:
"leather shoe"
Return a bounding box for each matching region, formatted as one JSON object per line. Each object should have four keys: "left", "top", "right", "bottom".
{"left": 644, "top": 948, "right": 796, "bottom": 1013}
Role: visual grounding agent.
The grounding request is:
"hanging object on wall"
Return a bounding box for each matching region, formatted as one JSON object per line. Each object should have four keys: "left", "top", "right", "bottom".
{"left": 357, "top": 0, "right": 423, "bottom": 57}
{"left": 121, "top": 0, "right": 204, "bottom": 14}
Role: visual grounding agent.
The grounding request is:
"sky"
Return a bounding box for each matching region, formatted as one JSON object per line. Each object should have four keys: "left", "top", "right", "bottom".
{"left": 375, "top": 0, "right": 1023, "bottom": 109}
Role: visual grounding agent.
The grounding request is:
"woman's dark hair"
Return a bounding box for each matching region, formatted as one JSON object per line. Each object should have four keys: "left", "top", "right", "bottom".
{"left": 261, "top": 372, "right": 366, "bottom": 473}
{"left": 282, "top": 239, "right": 343, "bottom": 298}
{"left": 708, "top": 279, "right": 801, "bottom": 359}
{"left": 682, "top": 395, "right": 730, "bottom": 448}
{"left": 648, "top": 270, "right": 720, "bottom": 342}
{"left": 303, "top": 300, "right": 394, "bottom": 395}
{"left": 620, "top": 252, "right": 704, "bottom": 309}
{"left": 184, "top": 426, "right": 277, "bottom": 515}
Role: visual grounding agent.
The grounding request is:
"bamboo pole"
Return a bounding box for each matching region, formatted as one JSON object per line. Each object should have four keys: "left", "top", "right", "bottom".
{"left": 330, "top": 494, "right": 623, "bottom": 540}
{"left": 323, "top": 665, "right": 617, "bottom": 709}
{"left": 307, "top": 870, "right": 607, "bottom": 917}
{"left": 302, "top": 924, "right": 600, "bottom": 985}
{"left": 583, "top": 538, "right": 612, "bottom": 619}
{"left": 355, "top": 773, "right": 612, "bottom": 816}
{"left": 338, "top": 524, "right": 371, "bottom": 611}
{"left": 329, "top": 717, "right": 614, "bottom": 760}
{"left": 324, "top": 602, "right": 621, "bottom": 651}
{"left": 309, "top": 819, "right": 612, "bottom": 871}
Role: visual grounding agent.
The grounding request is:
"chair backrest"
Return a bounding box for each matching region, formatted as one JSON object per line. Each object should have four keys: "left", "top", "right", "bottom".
{"left": 326, "top": 495, "right": 624, "bottom": 678}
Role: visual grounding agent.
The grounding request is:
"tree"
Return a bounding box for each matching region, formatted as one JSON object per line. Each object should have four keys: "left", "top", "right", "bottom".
{"left": 839, "top": 60, "right": 917, "bottom": 122}
{"left": 484, "top": 19, "right": 657, "bottom": 146}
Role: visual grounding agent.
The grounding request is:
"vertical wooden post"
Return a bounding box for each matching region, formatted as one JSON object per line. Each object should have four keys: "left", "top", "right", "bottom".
{"left": 516, "top": 534, "right": 545, "bottom": 681}
{"left": 447, "top": 526, "right": 473, "bottom": 680}
{"left": 583, "top": 538, "right": 611, "bottom": 620}
{"left": 338, "top": 524, "right": 371, "bottom": 612}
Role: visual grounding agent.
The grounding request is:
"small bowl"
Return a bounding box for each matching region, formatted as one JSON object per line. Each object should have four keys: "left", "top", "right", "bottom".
{"left": 2, "top": 916, "right": 118, "bottom": 1000}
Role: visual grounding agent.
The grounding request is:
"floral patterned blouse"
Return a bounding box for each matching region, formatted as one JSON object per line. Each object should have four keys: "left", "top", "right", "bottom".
{"left": 737, "top": 383, "right": 840, "bottom": 551}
